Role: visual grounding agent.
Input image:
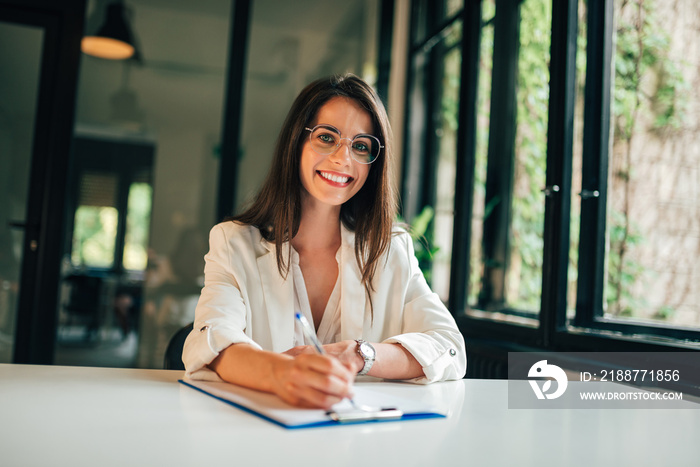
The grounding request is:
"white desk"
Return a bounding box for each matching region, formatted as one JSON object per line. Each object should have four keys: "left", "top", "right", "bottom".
{"left": 1, "top": 364, "right": 698, "bottom": 467}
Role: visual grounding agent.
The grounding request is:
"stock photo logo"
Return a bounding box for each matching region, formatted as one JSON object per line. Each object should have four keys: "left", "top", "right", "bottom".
{"left": 528, "top": 360, "right": 568, "bottom": 400}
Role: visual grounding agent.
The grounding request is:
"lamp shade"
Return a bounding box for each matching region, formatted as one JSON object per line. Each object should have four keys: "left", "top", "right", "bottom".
{"left": 82, "top": 3, "right": 137, "bottom": 60}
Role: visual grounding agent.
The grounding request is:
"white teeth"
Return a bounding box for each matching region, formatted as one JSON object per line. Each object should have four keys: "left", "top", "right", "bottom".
{"left": 320, "top": 172, "right": 349, "bottom": 184}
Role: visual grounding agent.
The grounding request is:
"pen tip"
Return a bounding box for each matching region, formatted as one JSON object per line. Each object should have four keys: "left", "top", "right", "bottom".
{"left": 295, "top": 312, "right": 301, "bottom": 319}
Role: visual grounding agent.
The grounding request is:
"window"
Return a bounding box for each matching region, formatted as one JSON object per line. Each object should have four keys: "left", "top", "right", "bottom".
{"left": 470, "top": 0, "right": 552, "bottom": 321}
{"left": 403, "top": 0, "right": 700, "bottom": 352}
{"left": 69, "top": 147, "right": 153, "bottom": 275}
{"left": 58, "top": 135, "right": 155, "bottom": 352}
{"left": 403, "top": 0, "right": 464, "bottom": 299}
{"left": 469, "top": 0, "right": 494, "bottom": 307}
{"left": 123, "top": 180, "right": 152, "bottom": 271}
{"left": 67, "top": 135, "right": 155, "bottom": 275}
{"left": 71, "top": 172, "right": 119, "bottom": 268}
{"left": 572, "top": 0, "right": 700, "bottom": 341}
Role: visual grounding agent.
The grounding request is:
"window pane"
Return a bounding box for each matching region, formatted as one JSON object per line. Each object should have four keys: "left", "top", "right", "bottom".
{"left": 432, "top": 28, "right": 462, "bottom": 302}
{"left": 0, "top": 21, "right": 43, "bottom": 363}
{"left": 568, "top": 0, "right": 588, "bottom": 320}
{"left": 468, "top": 0, "right": 495, "bottom": 307}
{"left": 446, "top": 0, "right": 464, "bottom": 18}
{"left": 403, "top": 16, "right": 462, "bottom": 300}
{"left": 404, "top": 49, "right": 430, "bottom": 220}
{"left": 506, "top": 0, "right": 552, "bottom": 313}
{"left": 57, "top": 0, "right": 232, "bottom": 368}
{"left": 123, "top": 182, "right": 152, "bottom": 271}
{"left": 467, "top": 0, "right": 550, "bottom": 323}
{"left": 605, "top": 0, "right": 700, "bottom": 329}
{"left": 71, "top": 206, "right": 118, "bottom": 268}
{"left": 412, "top": 0, "right": 462, "bottom": 48}
{"left": 70, "top": 170, "right": 119, "bottom": 269}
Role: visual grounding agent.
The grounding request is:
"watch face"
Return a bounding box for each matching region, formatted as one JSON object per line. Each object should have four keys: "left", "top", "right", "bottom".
{"left": 360, "top": 342, "right": 376, "bottom": 359}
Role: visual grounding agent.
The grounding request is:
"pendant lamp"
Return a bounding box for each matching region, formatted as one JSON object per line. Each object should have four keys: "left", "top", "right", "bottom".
{"left": 82, "top": 2, "right": 139, "bottom": 61}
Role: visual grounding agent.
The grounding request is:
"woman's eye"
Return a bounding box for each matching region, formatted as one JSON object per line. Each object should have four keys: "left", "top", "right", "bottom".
{"left": 318, "top": 134, "right": 336, "bottom": 144}
{"left": 353, "top": 141, "right": 370, "bottom": 153}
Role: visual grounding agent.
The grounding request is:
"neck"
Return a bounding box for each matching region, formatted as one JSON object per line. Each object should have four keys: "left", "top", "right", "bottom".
{"left": 292, "top": 193, "right": 342, "bottom": 252}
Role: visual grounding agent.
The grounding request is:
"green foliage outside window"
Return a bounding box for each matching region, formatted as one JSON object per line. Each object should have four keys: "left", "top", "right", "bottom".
{"left": 71, "top": 206, "right": 118, "bottom": 268}
{"left": 607, "top": 0, "right": 687, "bottom": 318}
{"left": 509, "top": 0, "right": 552, "bottom": 311}
{"left": 415, "top": 0, "right": 688, "bottom": 322}
{"left": 71, "top": 183, "right": 153, "bottom": 272}
{"left": 398, "top": 206, "right": 439, "bottom": 285}
{"left": 123, "top": 183, "right": 152, "bottom": 271}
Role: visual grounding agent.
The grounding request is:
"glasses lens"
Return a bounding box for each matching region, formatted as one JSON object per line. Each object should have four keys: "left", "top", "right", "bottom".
{"left": 309, "top": 127, "right": 339, "bottom": 155}
{"left": 351, "top": 135, "right": 380, "bottom": 164}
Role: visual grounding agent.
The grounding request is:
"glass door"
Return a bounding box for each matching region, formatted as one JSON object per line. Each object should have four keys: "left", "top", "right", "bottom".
{"left": 0, "top": 1, "right": 85, "bottom": 364}
{"left": 56, "top": 0, "right": 233, "bottom": 368}
{"left": 0, "top": 21, "right": 44, "bottom": 363}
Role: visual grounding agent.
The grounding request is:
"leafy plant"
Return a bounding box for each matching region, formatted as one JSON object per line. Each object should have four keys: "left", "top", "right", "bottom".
{"left": 655, "top": 305, "right": 675, "bottom": 320}
{"left": 397, "top": 206, "right": 439, "bottom": 284}
{"left": 606, "top": 209, "right": 647, "bottom": 315}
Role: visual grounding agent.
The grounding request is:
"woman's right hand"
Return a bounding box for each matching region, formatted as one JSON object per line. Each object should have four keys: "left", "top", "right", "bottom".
{"left": 209, "top": 343, "right": 354, "bottom": 410}
{"left": 271, "top": 353, "right": 355, "bottom": 409}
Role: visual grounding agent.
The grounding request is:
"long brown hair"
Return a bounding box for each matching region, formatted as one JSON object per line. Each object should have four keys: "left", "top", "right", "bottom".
{"left": 233, "top": 74, "right": 397, "bottom": 306}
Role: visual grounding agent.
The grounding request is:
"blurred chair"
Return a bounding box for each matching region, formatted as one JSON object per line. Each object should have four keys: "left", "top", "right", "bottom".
{"left": 163, "top": 322, "right": 193, "bottom": 370}
{"left": 61, "top": 274, "right": 104, "bottom": 342}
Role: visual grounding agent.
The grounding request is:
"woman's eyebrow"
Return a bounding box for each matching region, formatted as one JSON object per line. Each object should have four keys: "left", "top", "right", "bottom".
{"left": 316, "top": 124, "right": 374, "bottom": 138}
{"left": 315, "top": 123, "right": 341, "bottom": 134}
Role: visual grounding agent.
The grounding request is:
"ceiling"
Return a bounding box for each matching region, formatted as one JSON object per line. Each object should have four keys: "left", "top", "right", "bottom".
{"left": 135, "top": 0, "right": 356, "bottom": 34}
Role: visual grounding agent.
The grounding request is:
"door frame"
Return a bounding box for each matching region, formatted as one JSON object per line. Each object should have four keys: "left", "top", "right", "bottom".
{"left": 0, "top": 0, "right": 85, "bottom": 363}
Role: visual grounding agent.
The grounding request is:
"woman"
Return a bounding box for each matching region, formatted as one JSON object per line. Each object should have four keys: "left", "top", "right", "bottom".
{"left": 183, "top": 74, "right": 466, "bottom": 409}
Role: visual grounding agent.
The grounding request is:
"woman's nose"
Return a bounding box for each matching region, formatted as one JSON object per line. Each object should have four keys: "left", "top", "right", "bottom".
{"left": 329, "top": 138, "right": 353, "bottom": 164}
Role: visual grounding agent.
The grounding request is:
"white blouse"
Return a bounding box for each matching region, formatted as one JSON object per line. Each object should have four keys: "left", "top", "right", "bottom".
{"left": 182, "top": 222, "right": 466, "bottom": 384}
{"left": 290, "top": 246, "right": 342, "bottom": 347}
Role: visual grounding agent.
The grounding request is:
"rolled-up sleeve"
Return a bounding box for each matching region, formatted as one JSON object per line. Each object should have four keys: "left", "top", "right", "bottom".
{"left": 182, "top": 224, "right": 261, "bottom": 381}
{"left": 382, "top": 232, "right": 467, "bottom": 383}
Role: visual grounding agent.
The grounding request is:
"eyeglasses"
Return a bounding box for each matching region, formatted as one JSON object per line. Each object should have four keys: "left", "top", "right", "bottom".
{"left": 304, "top": 124, "right": 383, "bottom": 164}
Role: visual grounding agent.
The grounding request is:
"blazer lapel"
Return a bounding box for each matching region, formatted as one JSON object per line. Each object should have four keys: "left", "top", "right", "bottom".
{"left": 257, "top": 239, "right": 295, "bottom": 352}
{"left": 339, "top": 226, "right": 368, "bottom": 340}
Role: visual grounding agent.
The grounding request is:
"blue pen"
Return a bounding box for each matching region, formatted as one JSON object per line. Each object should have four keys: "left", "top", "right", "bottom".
{"left": 295, "top": 312, "right": 363, "bottom": 410}
{"left": 295, "top": 312, "right": 325, "bottom": 355}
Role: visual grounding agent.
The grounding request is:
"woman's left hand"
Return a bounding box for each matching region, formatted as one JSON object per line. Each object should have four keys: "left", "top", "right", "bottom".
{"left": 283, "top": 340, "right": 364, "bottom": 374}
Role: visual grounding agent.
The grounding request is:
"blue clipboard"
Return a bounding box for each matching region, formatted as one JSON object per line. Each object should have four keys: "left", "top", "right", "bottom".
{"left": 179, "top": 379, "right": 446, "bottom": 429}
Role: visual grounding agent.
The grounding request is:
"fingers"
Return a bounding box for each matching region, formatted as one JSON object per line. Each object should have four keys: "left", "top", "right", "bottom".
{"left": 274, "top": 354, "right": 355, "bottom": 409}
{"left": 279, "top": 380, "right": 349, "bottom": 409}
{"left": 281, "top": 347, "right": 301, "bottom": 357}
{"left": 319, "top": 341, "right": 365, "bottom": 374}
{"left": 294, "top": 354, "right": 355, "bottom": 398}
{"left": 281, "top": 345, "right": 315, "bottom": 357}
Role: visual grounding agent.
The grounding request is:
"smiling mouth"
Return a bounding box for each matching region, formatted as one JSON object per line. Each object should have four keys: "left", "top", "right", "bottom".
{"left": 317, "top": 170, "right": 353, "bottom": 184}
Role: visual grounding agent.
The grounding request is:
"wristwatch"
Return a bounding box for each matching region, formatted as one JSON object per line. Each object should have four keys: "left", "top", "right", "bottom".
{"left": 355, "top": 339, "right": 376, "bottom": 376}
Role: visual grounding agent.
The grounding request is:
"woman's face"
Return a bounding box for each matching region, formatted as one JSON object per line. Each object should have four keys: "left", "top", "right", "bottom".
{"left": 299, "top": 97, "right": 373, "bottom": 208}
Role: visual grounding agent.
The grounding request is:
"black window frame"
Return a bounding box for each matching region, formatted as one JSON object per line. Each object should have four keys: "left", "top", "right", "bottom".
{"left": 567, "top": 0, "right": 700, "bottom": 346}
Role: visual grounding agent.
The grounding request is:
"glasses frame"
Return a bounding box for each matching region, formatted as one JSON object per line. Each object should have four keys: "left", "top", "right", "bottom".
{"left": 304, "top": 124, "right": 383, "bottom": 165}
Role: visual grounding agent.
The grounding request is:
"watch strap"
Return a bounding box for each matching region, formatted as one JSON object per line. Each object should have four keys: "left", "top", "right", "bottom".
{"left": 355, "top": 339, "right": 375, "bottom": 376}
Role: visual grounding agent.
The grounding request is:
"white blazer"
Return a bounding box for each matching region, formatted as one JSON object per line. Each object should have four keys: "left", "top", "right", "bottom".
{"left": 183, "top": 221, "right": 466, "bottom": 383}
